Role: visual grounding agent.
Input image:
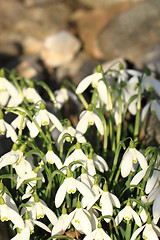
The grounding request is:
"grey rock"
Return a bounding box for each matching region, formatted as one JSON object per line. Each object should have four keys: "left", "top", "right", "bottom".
{"left": 98, "top": 0, "right": 160, "bottom": 63}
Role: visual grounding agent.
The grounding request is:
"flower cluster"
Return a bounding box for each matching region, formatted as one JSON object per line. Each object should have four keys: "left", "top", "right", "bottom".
{"left": 0, "top": 64, "right": 159, "bottom": 240}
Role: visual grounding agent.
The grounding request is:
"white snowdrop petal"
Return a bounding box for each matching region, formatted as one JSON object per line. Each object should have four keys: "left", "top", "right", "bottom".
{"left": 97, "top": 81, "right": 108, "bottom": 105}
{"left": 4, "top": 122, "right": 18, "bottom": 142}
{"left": 76, "top": 74, "right": 93, "bottom": 94}
{"left": 141, "top": 102, "right": 151, "bottom": 122}
{"left": 153, "top": 191, "right": 160, "bottom": 220}
{"left": 145, "top": 169, "right": 159, "bottom": 194}
{"left": 115, "top": 208, "right": 126, "bottom": 226}
{"left": 93, "top": 112, "right": 104, "bottom": 135}
{"left": 76, "top": 111, "right": 89, "bottom": 135}
{"left": 109, "top": 193, "right": 120, "bottom": 208}
{"left": 143, "top": 224, "right": 159, "bottom": 240}
{"left": 121, "top": 150, "right": 132, "bottom": 177}
{"left": 135, "top": 149, "right": 148, "bottom": 169}
{"left": 47, "top": 112, "right": 63, "bottom": 132}
{"left": 130, "top": 225, "right": 145, "bottom": 240}
{"left": 131, "top": 208, "right": 142, "bottom": 227}
{"left": 55, "top": 179, "right": 67, "bottom": 208}
{"left": 40, "top": 201, "right": 57, "bottom": 225}
{"left": 130, "top": 168, "right": 148, "bottom": 186}
{"left": 74, "top": 178, "right": 95, "bottom": 201}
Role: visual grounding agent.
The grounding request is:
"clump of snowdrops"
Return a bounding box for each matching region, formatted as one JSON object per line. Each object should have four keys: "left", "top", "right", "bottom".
{"left": 0, "top": 62, "right": 160, "bottom": 240}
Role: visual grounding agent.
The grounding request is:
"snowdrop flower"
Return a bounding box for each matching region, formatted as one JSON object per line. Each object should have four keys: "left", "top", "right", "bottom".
{"left": 23, "top": 86, "right": 43, "bottom": 104}
{"left": 63, "top": 200, "right": 92, "bottom": 235}
{"left": 142, "top": 73, "right": 160, "bottom": 97}
{"left": 51, "top": 204, "right": 68, "bottom": 236}
{"left": 44, "top": 144, "right": 62, "bottom": 169}
{"left": 11, "top": 112, "right": 27, "bottom": 130}
{"left": 76, "top": 72, "right": 108, "bottom": 105}
{"left": 55, "top": 168, "right": 95, "bottom": 208}
{"left": 76, "top": 104, "right": 104, "bottom": 136}
{"left": 0, "top": 110, "right": 18, "bottom": 142}
{"left": 56, "top": 121, "right": 86, "bottom": 149}
{"left": 63, "top": 142, "right": 88, "bottom": 172}
{"left": 100, "top": 183, "right": 120, "bottom": 223}
{"left": 115, "top": 199, "right": 142, "bottom": 227}
{"left": 16, "top": 165, "right": 44, "bottom": 190}
{"left": 83, "top": 221, "right": 112, "bottom": 240}
{"left": 0, "top": 77, "right": 22, "bottom": 107}
{"left": 84, "top": 150, "right": 107, "bottom": 176}
{"left": 27, "top": 102, "right": 63, "bottom": 138}
{"left": 54, "top": 87, "right": 80, "bottom": 109}
{"left": 121, "top": 75, "right": 139, "bottom": 115}
{"left": 0, "top": 144, "right": 28, "bottom": 171}
{"left": 80, "top": 168, "right": 100, "bottom": 210}
{"left": 130, "top": 217, "right": 160, "bottom": 240}
{"left": 147, "top": 184, "right": 160, "bottom": 224}
{"left": 141, "top": 99, "right": 160, "bottom": 122}
{"left": 0, "top": 195, "right": 24, "bottom": 229}
{"left": 23, "top": 193, "right": 57, "bottom": 225}
{"left": 121, "top": 140, "right": 148, "bottom": 178}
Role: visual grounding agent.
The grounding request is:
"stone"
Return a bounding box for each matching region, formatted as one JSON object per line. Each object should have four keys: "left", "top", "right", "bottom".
{"left": 77, "top": 0, "right": 141, "bottom": 8}
{"left": 40, "top": 30, "right": 81, "bottom": 67}
{"left": 16, "top": 56, "right": 44, "bottom": 80}
{"left": 98, "top": 0, "right": 160, "bottom": 63}
{"left": 22, "top": 36, "right": 43, "bottom": 55}
{"left": 71, "top": 1, "right": 134, "bottom": 59}
{"left": 135, "top": 45, "right": 160, "bottom": 75}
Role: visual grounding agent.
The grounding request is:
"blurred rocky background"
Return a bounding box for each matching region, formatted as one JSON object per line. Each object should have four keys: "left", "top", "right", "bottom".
{"left": 0, "top": 0, "right": 160, "bottom": 238}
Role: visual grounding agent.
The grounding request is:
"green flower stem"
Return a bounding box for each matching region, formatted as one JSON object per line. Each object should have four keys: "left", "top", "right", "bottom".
{"left": 134, "top": 80, "right": 142, "bottom": 143}
{"left": 109, "top": 141, "right": 122, "bottom": 184}
{"left": 125, "top": 222, "right": 131, "bottom": 240}
{"left": 116, "top": 91, "right": 123, "bottom": 146}
{"left": 109, "top": 110, "right": 116, "bottom": 152}
{"left": 9, "top": 70, "right": 24, "bottom": 99}
{"left": 37, "top": 81, "right": 62, "bottom": 119}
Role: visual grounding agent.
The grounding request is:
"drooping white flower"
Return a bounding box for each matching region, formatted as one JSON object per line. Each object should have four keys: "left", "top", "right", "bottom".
{"left": 51, "top": 205, "right": 68, "bottom": 236}
{"left": 54, "top": 87, "right": 80, "bottom": 109}
{"left": 130, "top": 219, "right": 160, "bottom": 240}
{"left": 23, "top": 87, "right": 43, "bottom": 104}
{"left": 76, "top": 104, "right": 104, "bottom": 136}
{"left": 0, "top": 77, "right": 23, "bottom": 107}
{"left": 83, "top": 221, "right": 112, "bottom": 240}
{"left": 62, "top": 201, "right": 92, "bottom": 235}
{"left": 16, "top": 165, "right": 44, "bottom": 190}
{"left": 0, "top": 195, "right": 24, "bottom": 229}
{"left": 27, "top": 103, "right": 63, "bottom": 138}
{"left": 63, "top": 142, "right": 88, "bottom": 172}
{"left": 99, "top": 183, "right": 120, "bottom": 223}
{"left": 55, "top": 168, "right": 95, "bottom": 208}
{"left": 0, "top": 144, "right": 27, "bottom": 171}
{"left": 121, "top": 140, "right": 148, "bottom": 178}
{"left": 76, "top": 72, "right": 108, "bottom": 105}
{"left": 22, "top": 193, "right": 57, "bottom": 225}
{"left": 142, "top": 73, "right": 160, "bottom": 97}
{"left": 44, "top": 145, "right": 62, "bottom": 169}
{"left": 141, "top": 99, "right": 160, "bottom": 122}
{"left": 0, "top": 110, "right": 18, "bottom": 142}
{"left": 115, "top": 200, "right": 142, "bottom": 227}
